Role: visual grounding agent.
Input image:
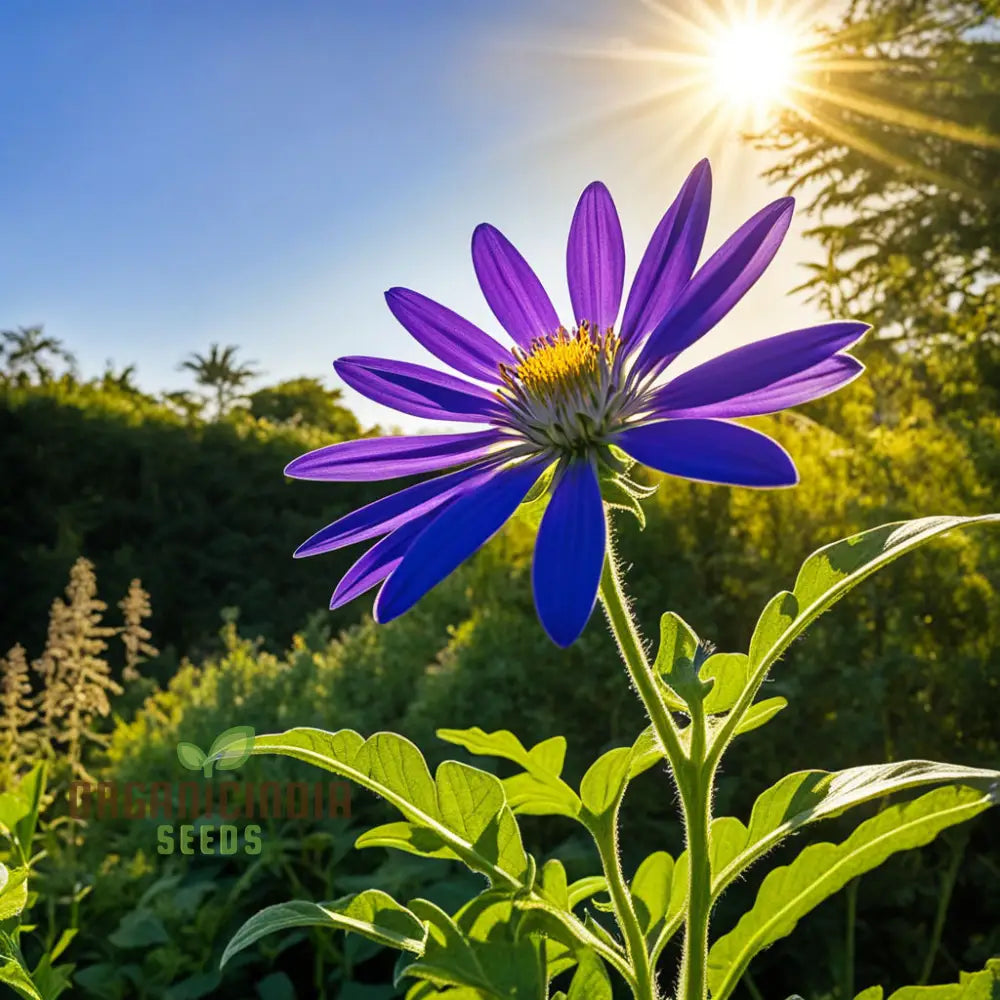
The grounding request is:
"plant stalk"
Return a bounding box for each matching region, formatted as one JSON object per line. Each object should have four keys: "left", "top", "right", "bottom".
{"left": 598, "top": 523, "right": 715, "bottom": 1000}
{"left": 676, "top": 700, "right": 713, "bottom": 1000}
{"left": 593, "top": 813, "right": 658, "bottom": 1000}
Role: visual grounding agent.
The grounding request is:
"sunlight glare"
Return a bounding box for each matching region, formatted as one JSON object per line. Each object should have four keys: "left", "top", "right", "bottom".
{"left": 711, "top": 19, "right": 798, "bottom": 107}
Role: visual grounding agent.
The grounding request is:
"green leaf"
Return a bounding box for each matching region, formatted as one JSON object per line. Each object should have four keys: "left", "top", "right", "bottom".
{"left": 732, "top": 698, "right": 787, "bottom": 737}
{"left": 355, "top": 822, "right": 459, "bottom": 861}
{"left": 629, "top": 852, "right": 673, "bottom": 941}
{"left": 716, "top": 759, "right": 1000, "bottom": 898}
{"left": 748, "top": 591, "right": 798, "bottom": 672}
{"left": 0, "top": 956, "right": 42, "bottom": 1000}
{"left": 579, "top": 747, "right": 632, "bottom": 826}
{"left": 854, "top": 961, "right": 1000, "bottom": 1000}
{"left": 513, "top": 896, "right": 628, "bottom": 984}
{"left": 568, "top": 877, "right": 607, "bottom": 909}
{"left": 176, "top": 742, "right": 206, "bottom": 772}
{"left": 709, "top": 817, "right": 750, "bottom": 882}
{"left": 567, "top": 949, "right": 612, "bottom": 1000}
{"left": 222, "top": 891, "right": 426, "bottom": 968}
{"left": 650, "top": 851, "right": 689, "bottom": 961}
{"left": 247, "top": 728, "right": 530, "bottom": 885}
{"left": 748, "top": 515, "right": 1000, "bottom": 678}
{"left": 12, "top": 765, "right": 45, "bottom": 863}
{"left": 707, "top": 786, "right": 997, "bottom": 1000}
{"left": 354, "top": 733, "right": 440, "bottom": 819}
{"left": 628, "top": 728, "right": 664, "bottom": 779}
{"left": 209, "top": 725, "right": 256, "bottom": 770}
{"left": 887, "top": 962, "right": 1000, "bottom": 1000}
{"left": 400, "top": 898, "right": 542, "bottom": 999}
{"left": 701, "top": 654, "right": 749, "bottom": 715}
{"left": 652, "top": 613, "right": 706, "bottom": 708}
{"left": 439, "top": 728, "right": 581, "bottom": 819}
{"left": 540, "top": 859, "right": 569, "bottom": 909}
{"left": 513, "top": 461, "right": 557, "bottom": 530}
{"left": 0, "top": 866, "right": 28, "bottom": 922}
{"left": 502, "top": 772, "right": 581, "bottom": 819}
{"left": 0, "top": 795, "right": 30, "bottom": 839}
{"left": 434, "top": 761, "right": 529, "bottom": 882}
{"left": 600, "top": 474, "right": 647, "bottom": 528}
{"left": 29, "top": 953, "right": 74, "bottom": 1000}
{"left": 109, "top": 909, "right": 169, "bottom": 949}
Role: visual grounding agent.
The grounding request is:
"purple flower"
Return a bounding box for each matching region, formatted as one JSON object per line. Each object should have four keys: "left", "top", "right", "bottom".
{"left": 287, "top": 161, "right": 867, "bottom": 647}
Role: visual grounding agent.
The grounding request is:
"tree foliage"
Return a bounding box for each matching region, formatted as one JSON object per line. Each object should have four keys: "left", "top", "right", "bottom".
{"left": 177, "top": 342, "right": 262, "bottom": 418}
{"left": 753, "top": 0, "right": 1000, "bottom": 397}
{"left": 0, "top": 377, "right": 382, "bottom": 661}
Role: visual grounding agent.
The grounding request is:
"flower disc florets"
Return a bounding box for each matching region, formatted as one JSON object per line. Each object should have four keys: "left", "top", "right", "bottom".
{"left": 497, "top": 320, "right": 627, "bottom": 455}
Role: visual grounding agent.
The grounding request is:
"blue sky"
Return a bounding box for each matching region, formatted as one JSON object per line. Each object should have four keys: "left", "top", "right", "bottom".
{"left": 0, "top": 0, "right": 830, "bottom": 430}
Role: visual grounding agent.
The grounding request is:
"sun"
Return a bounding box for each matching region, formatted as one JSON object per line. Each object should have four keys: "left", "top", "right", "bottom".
{"left": 710, "top": 18, "right": 800, "bottom": 108}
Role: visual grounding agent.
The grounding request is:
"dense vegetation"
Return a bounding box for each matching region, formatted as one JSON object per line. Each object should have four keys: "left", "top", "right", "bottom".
{"left": 2, "top": 1, "right": 999, "bottom": 997}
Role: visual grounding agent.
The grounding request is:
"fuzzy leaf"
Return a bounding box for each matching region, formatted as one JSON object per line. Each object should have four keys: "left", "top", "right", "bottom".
{"left": 716, "top": 760, "right": 1000, "bottom": 897}
{"left": 435, "top": 761, "right": 529, "bottom": 881}
{"left": 732, "top": 698, "right": 787, "bottom": 736}
{"left": 222, "top": 892, "right": 426, "bottom": 968}
{"left": 700, "top": 653, "right": 749, "bottom": 715}
{"left": 439, "top": 728, "right": 580, "bottom": 819}
{"left": 401, "top": 897, "right": 542, "bottom": 999}
{"left": 708, "top": 786, "right": 997, "bottom": 1000}
{"left": 568, "top": 877, "right": 607, "bottom": 908}
{"left": 629, "top": 851, "right": 673, "bottom": 941}
{"left": 580, "top": 747, "right": 632, "bottom": 825}
{"left": 748, "top": 516, "right": 1000, "bottom": 677}
{"left": 0, "top": 866, "right": 28, "bottom": 922}
{"left": 247, "top": 728, "right": 529, "bottom": 885}
{"left": 355, "top": 822, "right": 459, "bottom": 861}
{"left": 567, "top": 949, "right": 612, "bottom": 1000}
{"left": 653, "top": 612, "right": 706, "bottom": 707}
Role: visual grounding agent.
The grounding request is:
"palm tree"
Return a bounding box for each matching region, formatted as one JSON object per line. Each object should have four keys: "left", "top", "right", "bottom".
{"left": 101, "top": 361, "right": 141, "bottom": 394}
{"left": 177, "top": 343, "right": 261, "bottom": 418}
{"left": 1, "top": 326, "right": 77, "bottom": 383}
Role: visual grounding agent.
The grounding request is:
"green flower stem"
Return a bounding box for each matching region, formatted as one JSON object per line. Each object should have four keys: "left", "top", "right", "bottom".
{"left": 598, "top": 524, "right": 715, "bottom": 1000}
{"left": 592, "top": 811, "right": 657, "bottom": 1000}
{"left": 676, "top": 699, "right": 713, "bottom": 1000}
{"left": 597, "top": 539, "right": 686, "bottom": 767}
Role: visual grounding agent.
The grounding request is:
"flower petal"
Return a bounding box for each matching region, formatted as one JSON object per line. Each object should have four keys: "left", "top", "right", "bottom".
{"left": 375, "top": 458, "right": 548, "bottom": 622}
{"left": 335, "top": 356, "right": 504, "bottom": 423}
{"left": 472, "top": 223, "right": 560, "bottom": 347}
{"left": 329, "top": 511, "right": 438, "bottom": 610}
{"left": 293, "top": 460, "right": 503, "bottom": 558}
{"left": 648, "top": 322, "right": 869, "bottom": 415}
{"left": 385, "top": 287, "right": 512, "bottom": 383}
{"left": 636, "top": 197, "right": 795, "bottom": 377}
{"left": 654, "top": 355, "right": 865, "bottom": 419}
{"left": 532, "top": 461, "right": 605, "bottom": 647}
{"left": 614, "top": 419, "right": 798, "bottom": 488}
{"left": 620, "top": 159, "right": 712, "bottom": 346}
{"left": 567, "top": 182, "right": 625, "bottom": 330}
{"left": 285, "top": 429, "right": 511, "bottom": 482}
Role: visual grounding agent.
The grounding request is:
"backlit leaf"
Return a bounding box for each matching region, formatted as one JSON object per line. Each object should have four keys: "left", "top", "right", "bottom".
{"left": 707, "top": 786, "right": 997, "bottom": 1000}
{"left": 221, "top": 891, "right": 426, "bottom": 968}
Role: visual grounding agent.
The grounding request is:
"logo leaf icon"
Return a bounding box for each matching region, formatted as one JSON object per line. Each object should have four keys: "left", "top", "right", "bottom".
{"left": 209, "top": 726, "right": 255, "bottom": 771}
{"left": 177, "top": 742, "right": 207, "bottom": 772}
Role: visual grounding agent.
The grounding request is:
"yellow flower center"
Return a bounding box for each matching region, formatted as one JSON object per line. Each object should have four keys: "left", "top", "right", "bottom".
{"left": 501, "top": 321, "right": 620, "bottom": 402}
{"left": 496, "top": 321, "right": 625, "bottom": 454}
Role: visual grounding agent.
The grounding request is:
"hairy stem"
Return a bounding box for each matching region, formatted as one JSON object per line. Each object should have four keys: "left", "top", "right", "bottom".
{"left": 593, "top": 811, "right": 657, "bottom": 1000}
{"left": 677, "top": 699, "right": 713, "bottom": 1000}
{"left": 598, "top": 522, "right": 714, "bottom": 1000}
